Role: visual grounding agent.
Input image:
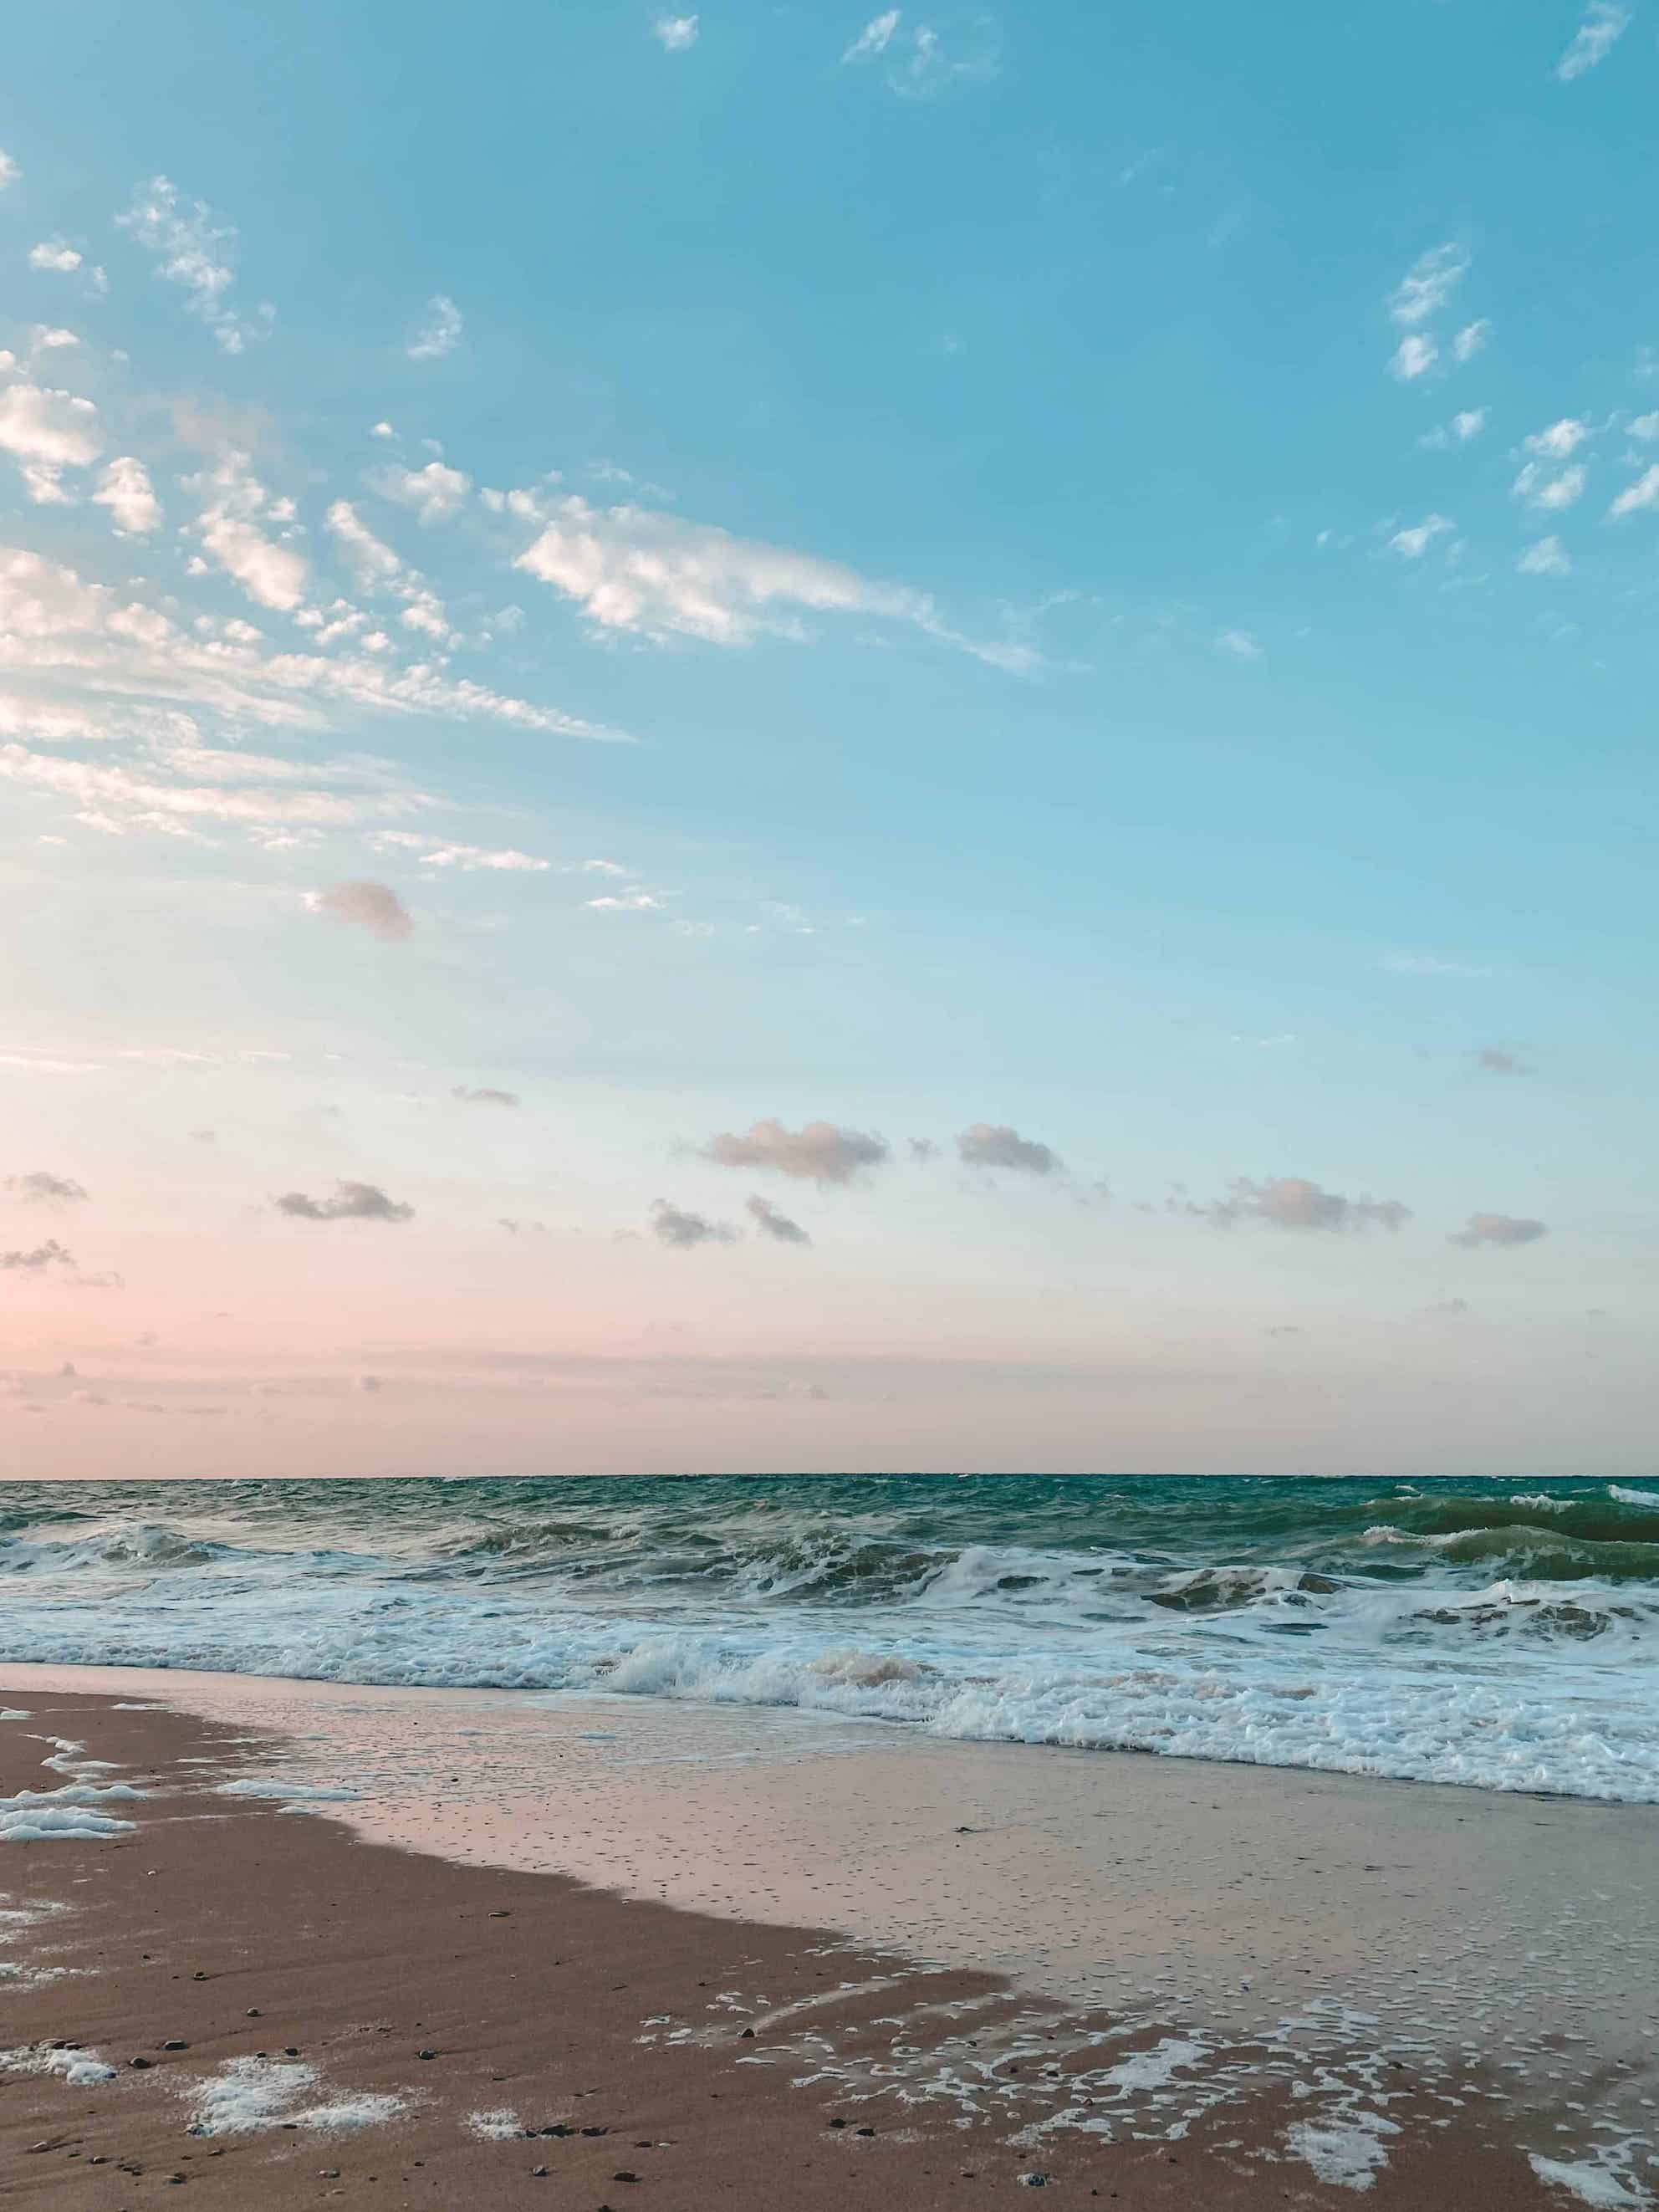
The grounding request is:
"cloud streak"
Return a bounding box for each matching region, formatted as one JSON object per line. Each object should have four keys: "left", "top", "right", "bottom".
{"left": 700, "top": 1118, "right": 890, "bottom": 1183}
{"left": 273, "top": 1181, "right": 415, "bottom": 1223}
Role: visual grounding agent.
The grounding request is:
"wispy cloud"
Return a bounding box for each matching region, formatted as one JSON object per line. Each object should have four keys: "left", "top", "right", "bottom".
{"left": 406, "top": 295, "right": 463, "bottom": 362}
{"left": 0, "top": 382, "right": 102, "bottom": 508}
{"left": 747, "top": 1194, "right": 811, "bottom": 1244}
{"left": 1389, "top": 243, "right": 1468, "bottom": 329}
{"left": 1518, "top": 535, "right": 1571, "bottom": 575}
{"left": 841, "top": 13, "right": 999, "bottom": 97}
{"left": 653, "top": 13, "right": 699, "bottom": 50}
{"left": 1473, "top": 1046, "right": 1530, "bottom": 1075}
{"left": 117, "top": 176, "right": 273, "bottom": 354}
{"left": 452, "top": 1086, "right": 520, "bottom": 1107}
{"left": 651, "top": 1198, "right": 737, "bottom": 1248}
{"left": 1, "top": 1239, "right": 76, "bottom": 1273}
{"left": 1608, "top": 462, "right": 1659, "bottom": 517}
{"left": 1388, "top": 514, "right": 1454, "bottom": 559}
{"left": 92, "top": 457, "right": 162, "bottom": 537}
{"left": 1390, "top": 335, "right": 1437, "bottom": 381}
{"left": 1452, "top": 319, "right": 1491, "bottom": 363}
{"left": 186, "top": 451, "right": 310, "bottom": 611}
{"left": 375, "top": 461, "right": 473, "bottom": 524}
{"left": 511, "top": 495, "right": 1031, "bottom": 667}
{"left": 843, "top": 9, "right": 901, "bottom": 59}
{"left": 1199, "top": 1177, "right": 1411, "bottom": 1233}
{"left": 1555, "top": 0, "right": 1632, "bottom": 80}
{"left": 7, "top": 1172, "right": 89, "bottom": 1203}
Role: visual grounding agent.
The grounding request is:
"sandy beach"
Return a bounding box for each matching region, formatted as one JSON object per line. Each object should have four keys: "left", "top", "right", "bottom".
{"left": 3, "top": 1678, "right": 1654, "bottom": 2209}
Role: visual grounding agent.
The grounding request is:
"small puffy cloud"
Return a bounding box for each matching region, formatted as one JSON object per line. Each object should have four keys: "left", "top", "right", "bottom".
{"left": 907, "top": 1137, "right": 939, "bottom": 1161}
{"left": 1518, "top": 535, "right": 1570, "bottom": 576}
{"left": 1450, "top": 1212, "right": 1547, "bottom": 1248}
{"left": 1, "top": 1239, "right": 74, "bottom": 1272}
{"left": 93, "top": 456, "right": 162, "bottom": 536}
{"left": 1216, "top": 627, "right": 1263, "bottom": 661}
{"left": 1389, "top": 243, "right": 1468, "bottom": 328}
{"left": 957, "top": 1122, "right": 1061, "bottom": 1176}
{"left": 1555, "top": 0, "right": 1631, "bottom": 79}
{"left": 375, "top": 460, "right": 472, "bottom": 524}
{"left": 1452, "top": 319, "right": 1491, "bottom": 363}
{"left": 1525, "top": 417, "right": 1590, "bottom": 461}
{"left": 406, "top": 294, "right": 462, "bottom": 361}
{"left": 0, "top": 383, "right": 102, "bottom": 504}
{"left": 452, "top": 1085, "right": 519, "bottom": 1107}
{"left": 1609, "top": 463, "right": 1659, "bottom": 519}
{"left": 1388, "top": 514, "right": 1453, "bottom": 559}
{"left": 28, "top": 240, "right": 83, "bottom": 273}
{"left": 585, "top": 889, "right": 662, "bottom": 911}
{"left": 1422, "top": 407, "right": 1488, "bottom": 450}
{"left": 1474, "top": 1046, "right": 1530, "bottom": 1075}
{"left": 370, "top": 420, "right": 396, "bottom": 439}
{"left": 1629, "top": 411, "right": 1659, "bottom": 441}
{"left": 118, "top": 175, "right": 273, "bottom": 355}
{"left": 186, "top": 451, "right": 309, "bottom": 610}
{"left": 653, "top": 13, "right": 698, "bottom": 49}
{"left": 746, "top": 1194, "right": 811, "bottom": 1244}
{"left": 1208, "top": 1177, "right": 1411, "bottom": 1233}
{"left": 1429, "top": 1296, "right": 1472, "bottom": 1315}
{"left": 1514, "top": 462, "right": 1585, "bottom": 511}
{"left": 355, "top": 1372, "right": 382, "bottom": 1393}
{"left": 274, "top": 1181, "right": 415, "bottom": 1223}
{"left": 1390, "top": 335, "right": 1437, "bottom": 381}
{"left": 700, "top": 1117, "right": 890, "bottom": 1183}
{"left": 8, "top": 1172, "right": 89, "bottom": 1203}
{"left": 0, "top": 151, "right": 18, "bottom": 188}
{"left": 307, "top": 880, "right": 413, "bottom": 941}
{"left": 651, "top": 1198, "right": 737, "bottom": 1248}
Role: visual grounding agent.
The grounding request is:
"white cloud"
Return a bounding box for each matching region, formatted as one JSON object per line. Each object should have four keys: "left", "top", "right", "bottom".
{"left": 374, "top": 461, "right": 472, "bottom": 524}
{"left": 1452, "top": 319, "right": 1491, "bottom": 364}
{"left": 30, "top": 326, "right": 79, "bottom": 353}
{"left": 513, "top": 495, "right": 1029, "bottom": 665}
{"left": 653, "top": 13, "right": 699, "bottom": 49}
{"left": 0, "top": 382, "right": 101, "bottom": 508}
{"left": 1513, "top": 459, "right": 1586, "bottom": 511}
{"left": 406, "top": 295, "right": 462, "bottom": 361}
{"left": 1389, "top": 243, "right": 1468, "bottom": 328}
{"left": 370, "top": 830, "right": 549, "bottom": 872}
{"left": 92, "top": 457, "right": 161, "bottom": 537}
{"left": 1555, "top": 0, "right": 1631, "bottom": 80}
{"left": 370, "top": 420, "right": 396, "bottom": 440}
{"left": 1524, "top": 417, "right": 1590, "bottom": 460}
{"left": 840, "top": 9, "right": 997, "bottom": 95}
{"left": 1518, "top": 535, "right": 1570, "bottom": 575}
{"left": 1608, "top": 463, "right": 1659, "bottom": 518}
{"left": 0, "top": 151, "right": 18, "bottom": 188}
{"left": 28, "top": 241, "right": 82, "bottom": 274}
{"left": 304, "top": 881, "right": 413, "bottom": 941}
{"left": 324, "top": 500, "right": 452, "bottom": 644}
{"left": 585, "top": 889, "right": 663, "bottom": 910}
{"left": 1420, "top": 407, "right": 1487, "bottom": 450}
{"left": 1390, "top": 335, "right": 1437, "bottom": 381}
{"left": 186, "top": 452, "right": 310, "bottom": 611}
{"left": 1387, "top": 513, "right": 1454, "bottom": 559}
{"left": 1629, "top": 411, "right": 1659, "bottom": 441}
{"left": 1216, "top": 628, "right": 1262, "bottom": 660}
{"left": 844, "top": 9, "right": 901, "bottom": 59}
{"left": 117, "top": 176, "right": 273, "bottom": 355}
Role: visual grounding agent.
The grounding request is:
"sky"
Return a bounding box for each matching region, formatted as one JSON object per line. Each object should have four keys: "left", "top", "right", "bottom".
{"left": 1, "top": 0, "right": 1656, "bottom": 1478}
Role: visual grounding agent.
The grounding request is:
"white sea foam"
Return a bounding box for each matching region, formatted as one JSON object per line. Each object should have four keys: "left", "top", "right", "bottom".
{"left": 1529, "top": 2148, "right": 1655, "bottom": 2208}
{"left": 467, "top": 2106, "right": 523, "bottom": 2138}
{"left": 1611, "top": 1487, "right": 1659, "bottom": 1509}
{"left": 1285, "top": 2114, "right": 1397, "bottom": 2190}
{"left": 1, "top": 1780, "right": 142, "bottom": 1842}
{"left": 0, "top": 1708, "right": 32, "bottom": 1719}
{"left": 2, "top": 2041, "right": 118, "bottom": 2085}
{"left": 215, "top": 1778, "right": 358, "bottom": 1801}
{"left": 185, "top": 2055, "right": 406, "bottom": 2136}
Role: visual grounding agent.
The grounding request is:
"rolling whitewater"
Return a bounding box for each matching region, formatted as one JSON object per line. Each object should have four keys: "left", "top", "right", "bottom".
{"left": 2, "top": 1472, "right": 1656, "bottom": 1802}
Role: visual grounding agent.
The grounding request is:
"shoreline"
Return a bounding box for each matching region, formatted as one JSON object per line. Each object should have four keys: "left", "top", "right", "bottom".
{"left": 3, "top": 1673, "right": 1656, "bottom": 2206}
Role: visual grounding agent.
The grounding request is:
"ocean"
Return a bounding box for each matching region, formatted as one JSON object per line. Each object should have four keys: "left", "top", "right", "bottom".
{"left": 2, "top": 1471, "right": 1656, "bottom": 1804}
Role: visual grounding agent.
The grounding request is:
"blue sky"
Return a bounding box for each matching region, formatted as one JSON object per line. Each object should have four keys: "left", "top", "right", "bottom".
{"left": 0, "top": 0, "right": 1654, "bottom": 1474}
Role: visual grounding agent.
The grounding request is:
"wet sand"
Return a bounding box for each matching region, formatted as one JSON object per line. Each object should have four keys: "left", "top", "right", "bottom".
{"left": 1, "top": 1683, "right": 1653, "bottom": 2209}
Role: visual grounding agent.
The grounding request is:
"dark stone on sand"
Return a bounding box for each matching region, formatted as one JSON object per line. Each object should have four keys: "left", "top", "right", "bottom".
{"left": 162, "top": 2040, "right": 189, "bottom": 2051}
{"left": 828, "top": 2117, "right": 846, "bottom": 2129}
{"left": 855, "top": 2126, "right": 875, "bottom": 2137}
{"left": 531, "top": 2166, "right": 549, "bottom": 2178}
{"left": 417, "top": 2048, "right": 437, "bottom": 2060}
{"left": 246, "top": 2008, "right": 260, "bottom": 2017}
{"left": 130, "top": 2056, "right": 153, "bottom": 2069}
{"left": 191, "top": 1970, "right": 208, "bottom": 1981}
{"left": 579, "top": 2125, "right": 610, "bottom": 2138}
{"left": 538, "top": 2123, "right": 575, "bottom": 2137}
{"left": 612, "top": 2172, "right": 639, "bottom": 2183}
{"left": 1018, "top": 2174, "right": 1050, "bottom": 2189}
{"left": 740, "top": 2026, "right": 755, "bottom": 2038}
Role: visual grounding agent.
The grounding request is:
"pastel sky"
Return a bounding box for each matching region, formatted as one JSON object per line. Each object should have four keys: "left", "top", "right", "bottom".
{"left": 2, "top": 1, "right": 1656, "bottom": 1478}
